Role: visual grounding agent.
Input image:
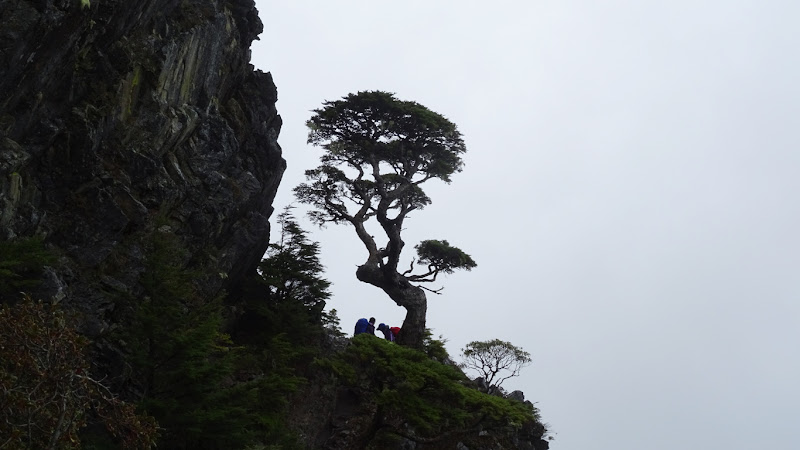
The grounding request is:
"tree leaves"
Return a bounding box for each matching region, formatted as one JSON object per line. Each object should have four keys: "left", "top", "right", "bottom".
{"left": 296, "top": 90, "right": 466, "bottom": 228}
{"left": 410, "top": 239, "right": 477, "bottom": 282}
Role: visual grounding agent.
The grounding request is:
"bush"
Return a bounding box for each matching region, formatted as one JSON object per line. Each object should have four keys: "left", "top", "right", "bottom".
{"left": 0, "top": 237, "right": 56, "bottom": 302}
{"left": 0, "top": 296, "right": 157, "bottom": 449}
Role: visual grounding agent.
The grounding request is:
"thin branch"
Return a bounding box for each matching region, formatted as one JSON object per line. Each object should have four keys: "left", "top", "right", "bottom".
{"left": 418, "top": 285, "right": 444, "bottom": 295}
{"left": 402, "top": 258, "right": 416, "bottom": 276}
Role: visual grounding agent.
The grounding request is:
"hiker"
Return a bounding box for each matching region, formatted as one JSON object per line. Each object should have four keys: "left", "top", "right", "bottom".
{"left": 389, "top": 326, "right": 401, "bottom": 340}
{"left": 354, "top": 317, "right": 376, "bottom": 336}
{"left": 377, "top": 323, "right": 395, "bottom": 342}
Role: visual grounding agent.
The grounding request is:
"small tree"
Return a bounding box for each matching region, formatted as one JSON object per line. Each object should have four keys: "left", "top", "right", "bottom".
{"left": 125, "top": 231, "right": 252, "bottom": 448}
{"left": 235, "top": 207, "right": 336, "bottom": 446}
{"left": 461, "top": 339, "right": 532, "bottom": 393}
{"left": 238, "top": 205, "right": 334, "bottom": 346}
{"left": 295, "top": 91, "right": 476, "bottom": 348}
{"left": 257, "top": 206, "right": 331, "bottom": 319}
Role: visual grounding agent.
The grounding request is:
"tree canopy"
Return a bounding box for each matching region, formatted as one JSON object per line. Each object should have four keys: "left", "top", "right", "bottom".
{"left": 295, "top": 91, "right": 475, "bottom": 347}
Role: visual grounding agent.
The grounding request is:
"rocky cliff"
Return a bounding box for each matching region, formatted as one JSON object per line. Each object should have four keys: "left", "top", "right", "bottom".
{"left": 0, "top": 0, "right": 284, "bottom": 331}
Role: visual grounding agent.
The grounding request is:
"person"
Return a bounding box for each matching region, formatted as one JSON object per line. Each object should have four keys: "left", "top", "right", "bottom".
{"left": 389, "top": 326, "right": 401, "bottom": 340}
{"left": 354, "top": 317, "right": 376, "bottom": 336}
{"left": 377, "top": 323, "right": 395, "bottom": 342}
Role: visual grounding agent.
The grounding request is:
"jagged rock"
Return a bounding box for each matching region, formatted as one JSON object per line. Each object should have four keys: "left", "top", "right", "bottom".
{"left": 0, "top": 0, "right": 284, "bottom": 333}
{"left": 507, "top": 390, "right": 525, "bottom": 402}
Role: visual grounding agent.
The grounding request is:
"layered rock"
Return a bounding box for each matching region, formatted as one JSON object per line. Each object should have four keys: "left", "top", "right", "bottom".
{"left": 0, "top": 0, "right": 284, "bottom": 331}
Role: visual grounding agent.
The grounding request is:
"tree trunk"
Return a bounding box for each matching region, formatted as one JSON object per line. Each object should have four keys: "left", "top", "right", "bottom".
{"left": 356, "top": 264, "right": 427, "bottom": 349}
{"left": 397, "top": 299, "right": 426, "bottom": 349}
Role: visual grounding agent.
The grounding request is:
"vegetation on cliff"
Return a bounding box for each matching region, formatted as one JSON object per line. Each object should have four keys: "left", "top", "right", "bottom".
{"left": 0, "top": 237, "right": 56, "bottom": 303}
{"left": 0, "top": 296, "right": 158, "bottom": 449}
{"left": 315, "top": 334, "right": 542, "bottom": 448}
{"left": 0, "top": 216, "right": 548, "bottom": 449}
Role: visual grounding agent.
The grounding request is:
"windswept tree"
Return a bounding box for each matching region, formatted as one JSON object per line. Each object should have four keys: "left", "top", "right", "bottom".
{"left": 295, "top": 91, "right": 476, "bottom": 348}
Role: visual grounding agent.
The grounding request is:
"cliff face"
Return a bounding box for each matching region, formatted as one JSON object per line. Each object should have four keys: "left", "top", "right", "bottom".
{"left": 0, "top": 0, "right": 284, "bottom": 330}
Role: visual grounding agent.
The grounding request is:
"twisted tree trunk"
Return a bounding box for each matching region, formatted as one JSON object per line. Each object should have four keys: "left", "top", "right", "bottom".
{"left": 356, "top": 264, "right": 427, "bottom": 349}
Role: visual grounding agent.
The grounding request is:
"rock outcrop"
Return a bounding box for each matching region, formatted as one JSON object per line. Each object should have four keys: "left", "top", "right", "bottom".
{"left": 0, "top": 0, "right": 284, "bottom": 331}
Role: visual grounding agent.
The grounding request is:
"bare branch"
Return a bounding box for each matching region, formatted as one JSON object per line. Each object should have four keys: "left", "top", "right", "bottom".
{"left": 418, "top": 285, "right": 444, "bottom": 295}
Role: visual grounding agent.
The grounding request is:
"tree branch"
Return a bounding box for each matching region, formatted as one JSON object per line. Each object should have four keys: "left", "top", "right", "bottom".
{"left": 418, "top": 285, "right": 444, "bottom": 295}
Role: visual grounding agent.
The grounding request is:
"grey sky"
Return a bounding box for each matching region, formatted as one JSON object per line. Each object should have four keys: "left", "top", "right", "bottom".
{"left": 251, "top": 1, "right": 800, "bottom": 448}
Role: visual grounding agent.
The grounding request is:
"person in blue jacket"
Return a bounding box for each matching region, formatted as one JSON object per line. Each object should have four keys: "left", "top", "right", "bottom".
{"left": 354, "top": 317, "right": 376, "bottom": 336}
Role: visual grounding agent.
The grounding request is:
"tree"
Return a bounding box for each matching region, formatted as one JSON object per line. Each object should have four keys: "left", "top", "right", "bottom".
{"left": 124, "top": 231, "right": 254, "bottom": 449}
{"left": 256, "top": 205, "right": 331, "bottom": 320}
{"left": 238, "top": 205, "right": 333, "bottom": 347}
{"left": 461, "top": 339, "right": 532, "bottom": 393}
{"left": 295, "top": 90, "right": 476, "bottom": 348}
{"left": 234, "top": 207, "right": 335, "bottom": 447}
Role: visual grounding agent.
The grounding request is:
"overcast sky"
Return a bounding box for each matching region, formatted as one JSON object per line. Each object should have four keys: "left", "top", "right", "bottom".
{"left": 250, "top": 2, "right": 800, "bottom": 449}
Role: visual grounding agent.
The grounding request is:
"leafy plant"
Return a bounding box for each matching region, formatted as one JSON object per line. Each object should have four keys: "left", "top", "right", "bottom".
{"left": 230, "top": 207, "right": 338, "bottom": 447}
{"left": 256, "top": 206, "right": 331, "bottom": 323}
{"left": 321, "top": 308, "right": 345, "bottom": 338}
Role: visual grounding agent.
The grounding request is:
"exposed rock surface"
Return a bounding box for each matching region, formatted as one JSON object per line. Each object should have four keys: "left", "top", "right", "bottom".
{"left": 0, "top": 0, "right": 284, "bottom": 331}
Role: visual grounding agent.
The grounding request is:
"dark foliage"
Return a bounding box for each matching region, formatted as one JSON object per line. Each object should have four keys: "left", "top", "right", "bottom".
{"left": 231, "top": 208, "right": 336, "bottom": 447}
{"left": 0, "top": 297, "right": 157, "bottom": 449}
{"left": 0, "top": 237, "right": 56, "bottom": 303}
{"left": 256, "top": 206, "right": 330, "bottom": 322}
{"left": 122, "top": 231, "right": 257, "bottom": 449}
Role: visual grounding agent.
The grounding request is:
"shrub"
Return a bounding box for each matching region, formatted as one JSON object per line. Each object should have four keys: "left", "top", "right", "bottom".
{"left": 0, "top": 296, "right": 157, "bottom": 449}
{"left": 0, "top": 237, "right": 57, "bottom": 302}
